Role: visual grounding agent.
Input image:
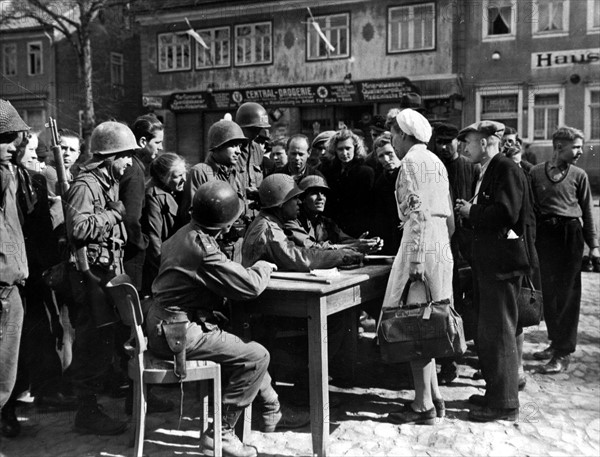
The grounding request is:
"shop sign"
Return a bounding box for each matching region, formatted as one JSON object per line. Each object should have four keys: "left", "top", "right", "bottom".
{"left": 142, "top": 95, "right": 164, "bottom": 109}
{"left": 167, "top": 77, "right": 422, "bottom": 112}
{"left": 532, "top": 49, "right": 600, "bottom": 69}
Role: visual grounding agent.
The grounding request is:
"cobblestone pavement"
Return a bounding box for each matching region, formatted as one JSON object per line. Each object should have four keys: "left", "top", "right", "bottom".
{"left": 1, "top": 271, "right": 598, "bottom": 457}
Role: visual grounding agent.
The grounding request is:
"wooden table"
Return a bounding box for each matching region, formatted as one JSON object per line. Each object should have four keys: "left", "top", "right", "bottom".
{"left": 243, "top": 264, "right": 392, "bottom": 457}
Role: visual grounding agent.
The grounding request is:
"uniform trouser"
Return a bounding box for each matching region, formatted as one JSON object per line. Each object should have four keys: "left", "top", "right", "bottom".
{"left": 0, "top": 285, "right": 24, "bottom": 410}
{"left": 147, "top": 305, "right": 273, "bottom": 408}
{"left": 65, "top": 266, "right": 117, "bottom": 397}
{"left": 474, "top": 273, "right": 521, "bottom": 410}
{"left": 536, "top": 219, "right": 584, "bottom": 355}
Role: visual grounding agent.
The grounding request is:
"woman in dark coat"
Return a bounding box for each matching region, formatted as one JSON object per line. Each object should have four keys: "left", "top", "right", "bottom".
{"left": 141, "top": 153, "right": 187, "bottom": 295}
{"left": 319, "top": 129, "right": 375, "bottom": 238}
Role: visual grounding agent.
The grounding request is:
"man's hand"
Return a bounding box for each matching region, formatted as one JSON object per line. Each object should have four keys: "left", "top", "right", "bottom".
{"left": 341, "top": 250, "right": 364, "bottom": 265}
{"left": 107, "top": 201, "right": 126, "bottom": 220}
{"left": 408, "top": 262, "right": 425, "bottom": 281}
{"left": 350, "top": 237, "right": 384, "bottom": 254}
{"left": 454, "top": 199, "right": 472, "bottom": 219}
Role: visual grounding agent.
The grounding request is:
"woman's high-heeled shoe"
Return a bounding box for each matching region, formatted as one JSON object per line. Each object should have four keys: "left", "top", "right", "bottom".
{"left": 389, "top": 403, "right": 436, "bottom": 425}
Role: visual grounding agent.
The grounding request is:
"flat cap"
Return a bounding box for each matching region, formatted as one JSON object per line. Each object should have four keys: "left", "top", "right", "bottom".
{"left": 311, "top": 130, "right": 336, "bottom": 149}
{"left": 399, "top": 92, "right": 422, "bottom": 110}
{"left": 457, "top": 120, "right": 505, "bottom": 142}
{"left": 432, "top": 122, "right": 459, "bottom": 141}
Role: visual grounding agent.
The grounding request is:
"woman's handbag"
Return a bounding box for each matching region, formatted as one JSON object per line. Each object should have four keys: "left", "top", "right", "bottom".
{"left": 517, "top": 276, "right": 543, "bottom": 328}
{"left": 378, "top": 279, "right": 467, "bottom": 364}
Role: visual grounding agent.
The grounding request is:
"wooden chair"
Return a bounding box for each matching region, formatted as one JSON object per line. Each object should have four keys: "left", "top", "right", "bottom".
{"left": 106, "top": 274, "right": 230, "bottom": 457}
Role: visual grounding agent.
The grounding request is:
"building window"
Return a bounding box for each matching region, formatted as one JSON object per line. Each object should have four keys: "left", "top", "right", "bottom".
{"left": 533, "top": 0, "right": 569, "bottom": 36}
{"left": 483, "top": 0, "right": 516, "bottom": 40}
{"left": 585, "top": 87, "right": 600, "bottom": 140}
{"left": 588, "top": 0, "right": 600, "bottom": 33}
{"left": 2, "top": 44, "right": 17, "bottom": 76}
{"left": 388, "top": 3, "right": 435, "bottom": 53}
{"left": 477, "top": 87, "right": 523, "bottom": 133}
{"left": 235, "top": 22, "right": 272, "bottom": 66}
{"left": 157, "top": 33, "right": 191, "bottom": 72}
{"left": 528, "top": 87, "right": 564, "bottom": 142}
{"left": 307, "top": 13, "right": 350, "bottom": 60}
{"left": 196, "top": 26, "right": 231, "bottom": 69}
{"left": 110, "top": 52, "right": 124, "bottom": 97}
{"left": 27, "top": 41, "right": 43, "bottom": 75}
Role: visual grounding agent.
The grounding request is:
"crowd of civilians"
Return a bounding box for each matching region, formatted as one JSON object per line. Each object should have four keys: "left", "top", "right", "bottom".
{"left": 0, "top": 95, "right": 598, "bottom": 456}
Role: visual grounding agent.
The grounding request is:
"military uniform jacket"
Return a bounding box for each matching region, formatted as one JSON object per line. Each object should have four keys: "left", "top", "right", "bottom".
{"left": 242, "top": 211, "right": 351, "bottom": 271}
{"left": 65, "top": 169, "right": 127, "bottom": 260}
{"left": 152, "top": 221, "right": 273, "bottom": 312}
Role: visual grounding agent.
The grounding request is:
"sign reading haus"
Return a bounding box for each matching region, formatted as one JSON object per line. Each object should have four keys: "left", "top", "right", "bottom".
{"left": 532, "top": 49, "right": 600, "bottom": 70}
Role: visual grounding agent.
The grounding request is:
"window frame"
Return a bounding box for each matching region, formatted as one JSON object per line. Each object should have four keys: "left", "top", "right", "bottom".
{"left": 306, "top": 12, "right": 351, "bottom": 61}
{"left": 476, "top": 86, "right": 523, "bottom": 136}
{"left": 584, "top": 84, "right": 600, "bottom": 141}
{"left": 587, "top": 0, "right": 600, "bottom": 34}
{"left": 387, "top": 3, "right": 436, "bottom": 54}
{"left": 2, "top": 43, "right": 17, "bottom": 76}
{"left": 527, "top": 85, "right": 565, "bottom": 144}
{"left": 532, "top": 0, "right": 570, "bottom": 38}
{"left": 157, "top": 32, "right": 192, "bottom": 73}
{"left": 110, "top": 52, "right": 124, "bottom": 86}
{"left": 195, "top": 26, "right": 231, "bottom": 70}
{"left": 482, "top": 0, "right": 517, "bottom": 42}
{"left": 27, "top": 41, "right": 43, "bottom": 76}
{"left": 234, "top": 21, "right": 273, "bottom": 67}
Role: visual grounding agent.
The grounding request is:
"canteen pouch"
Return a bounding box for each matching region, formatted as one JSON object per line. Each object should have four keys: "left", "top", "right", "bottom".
{"left": 160, "top": 321, "right": 188, "bottom": 380}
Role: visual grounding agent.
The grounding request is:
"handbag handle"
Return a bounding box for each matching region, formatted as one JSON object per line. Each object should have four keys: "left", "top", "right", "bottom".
{"left": 400, "top": 277, "right": 433, "bottom": 306}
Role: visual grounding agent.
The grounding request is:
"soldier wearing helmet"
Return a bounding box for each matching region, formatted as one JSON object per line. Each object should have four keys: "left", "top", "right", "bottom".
{"left": 179, "top": 119, "right": 248, "bottom": 262}
{"left": 0, "top": 99, "right": 30, "bottom": 430}
{"left": 235, "top": 102, "right": 270, "bottom": 218}
{"left": 148, "top": 181, "right": 306, "bottom": 457}
{"left": 285, "top": 175, "right": 383, "bottom": 253}
{"left": 242, "top": 174, "right": 364, "bottom": 271}
{"left": 63, "top": 121, "right": 136, "bottom": 435}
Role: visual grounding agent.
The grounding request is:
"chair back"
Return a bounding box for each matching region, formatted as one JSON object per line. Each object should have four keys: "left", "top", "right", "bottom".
{"left": 105, "top": 274, "right": 147, "bottom": 355}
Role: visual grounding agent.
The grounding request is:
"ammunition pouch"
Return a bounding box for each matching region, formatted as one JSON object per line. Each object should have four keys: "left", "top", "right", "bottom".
{"left": 86, "top": 243, "right": 124, "bottom": 269}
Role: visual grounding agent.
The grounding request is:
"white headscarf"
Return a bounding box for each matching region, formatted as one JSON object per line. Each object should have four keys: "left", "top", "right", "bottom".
{"left": 395, "top": 108, "right": 432, "bottom": 144}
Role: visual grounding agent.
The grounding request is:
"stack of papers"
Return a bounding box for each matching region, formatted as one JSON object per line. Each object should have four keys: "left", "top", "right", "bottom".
{"left": 310, "top": 268, "right": 341, "bottom": 278}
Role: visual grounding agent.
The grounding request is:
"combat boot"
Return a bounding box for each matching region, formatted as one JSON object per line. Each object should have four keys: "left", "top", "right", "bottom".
{"left": 199, "top": 405, "right": 257, "bottom": 457}
{"left": 74, "top": 395, "right": 127, "bottom": 435}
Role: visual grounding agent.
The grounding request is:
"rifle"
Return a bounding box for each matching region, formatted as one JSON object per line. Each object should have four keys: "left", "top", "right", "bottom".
{"left": 46, "top": 117, "right": 90, "bottom": 273}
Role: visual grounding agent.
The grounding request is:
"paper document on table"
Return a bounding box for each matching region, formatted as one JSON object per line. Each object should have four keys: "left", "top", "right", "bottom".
{"left": 506, "top": 229, "right": 519, "bottom": 239}
{"left": 310, "top": 268, "right": 341, "bottom": 278}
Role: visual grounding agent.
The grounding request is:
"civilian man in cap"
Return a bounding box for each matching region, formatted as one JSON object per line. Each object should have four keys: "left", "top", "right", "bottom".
{"left": 309, "top": 130, "right": 335, "bottom": 169}
{"left": 0, "top": 99, "right": 30, "bottom": 439}
{"left": 64, "top": 121, "right": 135, "bottom": 435}
{"left": 274, "top": 134, "right": 324, "bottom": 184}
{"left": 430, "top": 122, "right": 481, "bottom": 385}
{"left": 501, "top": 127, "right": 533, "bottom": 174}
{"left": 455, "top": 120, "right": 536, "bottom": 422}
{"left": 180, "top": 119, "right": 249, "bottom": 262}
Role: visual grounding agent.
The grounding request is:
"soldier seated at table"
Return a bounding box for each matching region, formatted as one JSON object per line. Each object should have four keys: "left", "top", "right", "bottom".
{"left": 285, "top": 175, "right": 383, "bottom": 253}
{"left": 241, "top": 174, "right": 364, "bottom": 398}
{"left": 147, "top": 181, "right": 307, "bottom": 457}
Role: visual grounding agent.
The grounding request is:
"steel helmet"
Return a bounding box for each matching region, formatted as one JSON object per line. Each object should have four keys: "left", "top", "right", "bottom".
{"left": 0, "top": 99, "right": 30, "bottom": 135}
{"left": 208, "top": 120, "right": 247, "bottom": 151}
{"left": 90, "top": 121, "right": 138, "bottom": 156}
{"left": 259, "top": 174, "right": 303, "bottom": 209}
{"left": 298, "top": 175, "right": 329, "bottom": 193}
{"left": 191, "top": 181, "right": 242, "bottom": 229}
{"left": 235, "top": 102, "right": 270, "bottom": 129}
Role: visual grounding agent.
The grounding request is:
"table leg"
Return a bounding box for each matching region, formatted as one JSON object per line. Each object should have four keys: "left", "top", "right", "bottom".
{"left": 307, "top": 297, "right": 329, "bottom": 457}
{"left": 348, "top": 309, "right": 358, "bottom": 382}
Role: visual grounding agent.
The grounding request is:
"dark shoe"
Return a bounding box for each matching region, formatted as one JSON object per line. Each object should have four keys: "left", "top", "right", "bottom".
{"left": 540, "top": 355, "right": 570, "bottom": 374}
{"left": 433, "top": 399, "right": 445, "bottom": 418}
{"left": 437, "top": 371, "right": 458, "bottom": 385}
{"left": 472, "top": 370, "right": 483, "bottom": 380}
{"left": 74, "top": 397, "right": 127, "bottom": 435}
{"left": 468, "top": 407, "right": 518, "bottom": 422}
{"left": 533, "top": 346, "right": 555, "bottom": 360}
{"left": 1, "top": 404, "right": 20, "bottom": 438}
{"left": 199, "top": 427, "right": 257, "bottom": 457}
{"left": 259, "top": 399, "right": 310, "bottom": 433}
{"left": 582, "top": 255, "right": 594, "bottom": 272}
{"left": 125, "top": 388, "right": 174, "bottom": 415}
{"left": 518, "top": 375, "right": 527, "bottom": 391}
{"left": 468, "top": 394, "right": 487, "bottom": 407}
{"left": 388, "top": 403, "right": 436, "bottom": 425}
{"left": 35, "top": 391, "right": 79, "bottom": 412}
